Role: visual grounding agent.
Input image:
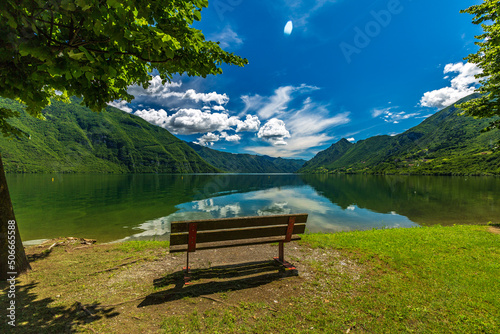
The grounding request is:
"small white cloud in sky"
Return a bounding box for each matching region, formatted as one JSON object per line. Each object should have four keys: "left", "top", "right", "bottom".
{"left": 371, "top": 106, "right": 420, "bottom": 123}
{"left": 208, "top": 25, "right": 243, "bottom": 49}
{"left": 279, "top": 0, "right": 337, "bottom": 31}
{"left": 346, "top": 137, "right": 355, "bottom": 142}
{"left": 236, "top": 115, "right": 261, "bottom": 132}
{"left": 212, "top": 105, "right": 226, "bottom": 111}
{"left": 220, "top": 132, "right": 241, "bottom": 143}
{"left": 371, "top": 107, "right": 390, "bottom": 118}
{"left": 420, "top": 62, "right": 482, "bottom": 109}
{"left": 257, "top": 118, "right": 291, "bottom": 145}
{"left": 195, "top": 132, "right": 220, "bottom": 146}
{"left": 284, "top": 21, "right": 293, "bottom": 35}
{"left": 108, "top": 100, "right": 133, "bottom": 113}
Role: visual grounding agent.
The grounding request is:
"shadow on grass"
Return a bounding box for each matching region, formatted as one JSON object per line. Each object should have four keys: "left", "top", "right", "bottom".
{"left": 138, "top": 260, "right": 297, "bottom": 307}
{"left": 26, "top": 249, "right": 53, "bottom": 262}
{"left": 0, "top": 281, "right": 119, "bottom": 333}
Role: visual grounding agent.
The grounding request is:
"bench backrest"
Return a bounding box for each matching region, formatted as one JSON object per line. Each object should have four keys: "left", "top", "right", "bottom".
{"left": 169, "top": 213, "right": 308, "bottom": 253}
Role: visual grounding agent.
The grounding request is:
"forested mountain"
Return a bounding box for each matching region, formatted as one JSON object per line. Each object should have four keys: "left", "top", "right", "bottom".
{"left": 299, "top": 94, "right": 500, "bottom": 175}
{"left": 0, "top": 98, "right": 219, "bottom": 173}
{"left": 187, "top": 142, "right": 306, "bottom": 173}
{"left": 2, "top": 94, "right": 498, "bottom": 175}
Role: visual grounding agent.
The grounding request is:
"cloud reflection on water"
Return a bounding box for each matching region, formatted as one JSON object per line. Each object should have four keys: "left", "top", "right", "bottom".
{"left": 121, "top": 184, "right": 418, "bottom": 241}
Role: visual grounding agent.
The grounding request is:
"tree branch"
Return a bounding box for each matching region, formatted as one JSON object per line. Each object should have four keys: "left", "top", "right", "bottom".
{"left": 48, "top": 10, "right": 54, "bottom": 47}
{"left": 69, "top": 17, "right": 86, "bottom": 46}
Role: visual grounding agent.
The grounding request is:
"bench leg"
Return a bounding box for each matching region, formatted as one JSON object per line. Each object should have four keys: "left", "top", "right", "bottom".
{"left": 183, "top": 251, "right": 191, "bottom": 285}
{"left": 273, "top": 241, "right": 296, "bottom": 270}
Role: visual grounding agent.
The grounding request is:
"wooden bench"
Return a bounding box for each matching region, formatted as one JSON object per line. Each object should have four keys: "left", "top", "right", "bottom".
{"left": 169, "top": 213, "right": 308, "bottom": 284}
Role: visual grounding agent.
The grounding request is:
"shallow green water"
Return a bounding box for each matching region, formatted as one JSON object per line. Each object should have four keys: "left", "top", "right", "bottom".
{"left": 6, "top": 173, "right": 499, "bottom": 244}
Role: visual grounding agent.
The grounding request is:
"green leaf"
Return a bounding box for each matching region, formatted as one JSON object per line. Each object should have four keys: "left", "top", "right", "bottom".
{"left": 3, "top": 11, "right": 18, "bottom": 29}
{"left": 68, "top": 51, "right": 86, "bottom": 60}
{"left": 0, "top": 0, "right": 247, "bottom": 137}
{"left": 107, "top": 0, "right": 120, "bottom": 9}
{"left": 193, "top": 10, "right": 202, "bottom": 21}
{"left": 78, "top": 46, "right": 95, "bottom": 62}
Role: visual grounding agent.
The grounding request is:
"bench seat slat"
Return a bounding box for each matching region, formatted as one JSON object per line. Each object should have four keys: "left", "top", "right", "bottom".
{"left": 171, "top": 213, "right": 308, "bottom": 233}
{"left": 169, "top": 235, "right": 302, "bottom": 253}
{"left": 170, "top": 223, "right": 306, "bottom": 246}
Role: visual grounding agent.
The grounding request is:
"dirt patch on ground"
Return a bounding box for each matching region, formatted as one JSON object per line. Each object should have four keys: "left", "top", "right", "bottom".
{"left": 3, "top": 238, "right": 365, "bottom": 333}
{"left": 488, "top": 226, "right": 500, "bottom": 234}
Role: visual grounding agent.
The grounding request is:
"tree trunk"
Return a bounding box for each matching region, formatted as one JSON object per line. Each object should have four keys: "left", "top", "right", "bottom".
{"left": 0, "top": 153, "right": 31, "bottom": 280}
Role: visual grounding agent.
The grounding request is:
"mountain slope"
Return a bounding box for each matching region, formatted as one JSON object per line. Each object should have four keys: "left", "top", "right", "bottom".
{"left": 0, "top": 98, "right": 219, "bottom": 173}
{"left": 300, "top": 138, "right": 353, "bottom": 172}
{"left": 187, "top": 142, "right": 306, "bottom": 173}
{"left": 300, "top": 94, "right": 500, "bottom": 175}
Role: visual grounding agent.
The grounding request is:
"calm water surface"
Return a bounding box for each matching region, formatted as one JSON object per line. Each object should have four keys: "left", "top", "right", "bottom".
{"left": 6, "top": 174, "right": 499, "bottom": 244}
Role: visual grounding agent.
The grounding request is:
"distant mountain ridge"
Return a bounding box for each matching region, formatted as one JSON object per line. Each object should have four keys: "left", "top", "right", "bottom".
{"left": 0, "top": 98, "right": 219, "bottom": 173}
{"left": 187, "top": 142, "right": 306, "bottom": 173}
{"left": 2, "top": 94, "right": 498, "bottom": 175}
{"left": 299, "top": 94, "right": 500, "bottom": 175}
{"left": 0, "top": 97, "right": 305, "bottom": 174}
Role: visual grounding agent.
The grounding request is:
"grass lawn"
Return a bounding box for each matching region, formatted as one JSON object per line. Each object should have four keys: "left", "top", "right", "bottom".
{"left": 1, "top": 225, "right": 498, "bottom": 333}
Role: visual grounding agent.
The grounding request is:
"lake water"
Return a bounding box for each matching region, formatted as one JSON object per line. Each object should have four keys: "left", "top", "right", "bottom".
{"left": 6, "top": 174, "right": 500, "bottom": 245}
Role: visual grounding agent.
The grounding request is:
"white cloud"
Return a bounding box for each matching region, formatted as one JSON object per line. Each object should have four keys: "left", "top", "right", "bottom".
{"left": 240, "top": 94, "right": 265, "bottom": 115}
{"left": 236, "top": 114, "right": 261, "bottom": 132}
{"left": 128, "top": 75, "right": 229, "bottom": 106}
{"left": 208, "top": 26, "right": 243, "bottom": 49}
{"left": 133, "top": 108, "right": 169, "bottom": 127}
{"left": 212, "top": 105, "right": 226, "bottom": 111}
{"left": 371, "top": 106, "right": 420, "bottom": 123}
{"left": 220, "top": 132, "right": 241, "bottom": 143}
{"left": 371, "top": 107, "right": 390, "bottom": 118}
{"left": 242, "top": 85, "right": 351, "bottom": 157}
{"left": 279, "top": 0, "right": 338, "bottom": 30}
{"left": 347, "top": 137, "right": 355, "bottom": 142}
{"left": 194, "top": 132, "right": 220, "bottom": 146}
{"left": 165, "top": 89, "right": 229, "bottom": 105}
{"left": 257, "top": 86, "right": 295, "bottom": 119}
{"left": 243, "top": 84, "right": 319, "bottom": 120}
{"left": 129, "top": 75, "right": 182, "bottom": 97}
{"left": 420, "top": 62, "right": 482, "bottom": 109}
{"left": 246, "top": 133, "right": 333, "bottom": 157}
{"left": 257, "top": 118, "right": 291, "bottom": 145}
{"left": 384, "top": 111, "right": 420, "bottom": 123}
{"left": 134, "top": 108, "right": 239, "bottom": 135}
{"left": 287, "top": 99, "right": 350, "bottom": 136}
{"left": 107, "top": 100, "right": 133, "bottom": 113}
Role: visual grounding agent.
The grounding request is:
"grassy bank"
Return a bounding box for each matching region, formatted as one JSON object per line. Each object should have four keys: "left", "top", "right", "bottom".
{"left": 1, "top": 225, "right": 498, "bottom": 333}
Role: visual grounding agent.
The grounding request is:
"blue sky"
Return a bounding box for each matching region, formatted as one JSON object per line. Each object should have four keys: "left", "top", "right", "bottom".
{"left": 109, "top": 0, "right": 484, "bottom": 159}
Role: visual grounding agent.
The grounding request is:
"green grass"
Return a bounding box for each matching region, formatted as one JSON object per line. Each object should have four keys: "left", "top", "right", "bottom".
{"left": 115, "top": 240, "right": 170, "bottom": 252}
{"left": 301, "top": 225, "right": 499, "bottom": 332}
{"left": 160, "top": 225, "right": 500, "bottom": 333}
{"left": 2, "top": 226, "right": 497, "bottom": 333}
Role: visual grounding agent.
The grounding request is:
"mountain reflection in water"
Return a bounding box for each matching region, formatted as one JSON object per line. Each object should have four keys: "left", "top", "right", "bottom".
{"left": 7, "top": 174, "right": 499, "bottom": 244}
